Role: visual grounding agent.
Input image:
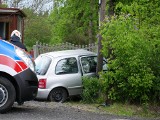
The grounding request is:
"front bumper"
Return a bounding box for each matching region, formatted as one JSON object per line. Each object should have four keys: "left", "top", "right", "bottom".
{"left": 14, "top": 68, "right": 38, "bottom": 103}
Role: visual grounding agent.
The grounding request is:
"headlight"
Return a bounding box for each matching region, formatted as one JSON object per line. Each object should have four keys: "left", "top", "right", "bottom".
{"left": 15, "top": 47, "right": 35, "bottom": 72}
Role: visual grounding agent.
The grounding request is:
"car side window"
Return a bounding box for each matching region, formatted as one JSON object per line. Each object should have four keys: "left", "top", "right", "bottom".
{"left": 55, "top": 57, "right": 78, "bottom": 75}
{"left": 81, "top": 56, "right": 97, "bottom": 74}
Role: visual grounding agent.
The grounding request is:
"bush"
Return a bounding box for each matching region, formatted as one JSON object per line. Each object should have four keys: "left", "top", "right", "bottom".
{"left": 81, "top": 77, "right": 102, "bottom": 103}
{"left": 100, "top": 0, "right": 160, "bottom": 104}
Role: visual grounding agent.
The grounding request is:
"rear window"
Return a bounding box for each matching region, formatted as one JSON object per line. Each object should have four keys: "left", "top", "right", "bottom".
{"left": 35, "top": 55, "right": 52, "bottom": 75}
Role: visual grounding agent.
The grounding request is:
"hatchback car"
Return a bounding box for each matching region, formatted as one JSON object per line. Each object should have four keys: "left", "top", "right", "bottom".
{"left": 35, "top": 49, "right": 107, "bottom": 102}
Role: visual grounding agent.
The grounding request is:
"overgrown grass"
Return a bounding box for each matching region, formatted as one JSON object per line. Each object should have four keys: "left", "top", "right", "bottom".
{"left": 99, "top": 103, "right": 160, "bottom": 118}
{"left": 66, "top": 101, "right": 160, "bottom": 118}
{"left": 73, "top": 76, "right": 160, "bottom": 118}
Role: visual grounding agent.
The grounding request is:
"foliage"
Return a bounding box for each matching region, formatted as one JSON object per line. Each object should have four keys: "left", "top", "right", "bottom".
{"left": 49, "top": 0, "right": 99, "bottom": 45}
{"left": 4, "top": 0, "right": 159, "bottom": 105}
{"left": 5, "top": 0, "right": 99, "bottom": 48}
{"left": 0, "top": 3, "right": 8, "bottom": 8}
{"left": 23, "top": 8, "right": 52, "bottom": 50}
{"left": 100, "top": 0, "right": 160, "bottom": 104}
{"left": 5, "top": 0, "right": 53, "bottom": 12}
{"left": 81, "top": 77, "right": 101, "bottom": 103}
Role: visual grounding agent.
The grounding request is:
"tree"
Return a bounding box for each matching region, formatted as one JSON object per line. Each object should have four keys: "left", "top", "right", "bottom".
{"left": 4, "top": 0, "right": 53, "bottom": 12}
{"left": 29, "top": 0, "right": 53, "bottom": 13}
{"left": 96, "top": 0, "right": 107, "bottom": 75}
{"left": 97, "top": 0, "right": 116, "bottom": 75}
{"left": 49, "top": 0, "right": 99, "bottom": 45}
{"left": 0, "top": 0, "right": 7, "bottom": 7}
{"left": 23, "top": 8, "right": 52, "bottom": 50}
{"left": 3, "top": 0, "right": 25, "bottom": 8}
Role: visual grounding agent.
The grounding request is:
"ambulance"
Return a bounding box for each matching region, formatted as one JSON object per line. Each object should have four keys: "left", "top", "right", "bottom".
{"left": 0, "top": 40, "right": 38, "bottom": 113}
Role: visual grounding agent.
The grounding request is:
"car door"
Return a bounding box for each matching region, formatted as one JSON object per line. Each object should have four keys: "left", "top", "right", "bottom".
{"left": 52, "top": 57, "right": 82, "bottom": 95}
{"left": 80, "top": 56, "right": 107, "bottom": 77}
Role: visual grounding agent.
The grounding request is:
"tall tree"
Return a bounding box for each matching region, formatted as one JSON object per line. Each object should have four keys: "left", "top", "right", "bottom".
{"left": 0, "top": 0, "right": 7, "bottom": 7}
{"left": 29, "top": 0, "right": 53, "bottom": 13}
{"left": 96, "top": 0, "right": 107, "bottom": 75}
{"left": 23, "top": 8, "right": 52, "bottom": 49}
{"left": 49, "top": 0, "right": 99, "bottom": 45}
{"left": 96, "top": 0, "right": 116, "bottom": 75}
{"left": 3, "top": 0, "right": 25, "bottom": 8}
{"left": 4, "top": 0, "right": 53, "bottom": 13}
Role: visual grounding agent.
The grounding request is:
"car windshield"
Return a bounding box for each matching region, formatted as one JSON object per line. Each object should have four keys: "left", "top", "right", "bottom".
{"left": 81, "top": 56, "right": 97, "bottom": 73}
{"left": 35, "top": 55, "right": 52, "bottom": 75}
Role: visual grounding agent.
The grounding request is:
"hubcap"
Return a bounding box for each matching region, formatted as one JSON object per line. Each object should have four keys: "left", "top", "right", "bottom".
{"left": 0, "top": 84, "right": 8, "bottom": 107}
{"left": 55, "top": 93, "right": 62, "bottom": 101}
{"left": 53, "top": 90, "right": 63, "bottom": 102}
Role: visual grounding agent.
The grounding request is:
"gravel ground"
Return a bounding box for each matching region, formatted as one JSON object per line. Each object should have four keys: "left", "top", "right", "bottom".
{"left": 0, "top": 101, "right": 159, "bottom": 120}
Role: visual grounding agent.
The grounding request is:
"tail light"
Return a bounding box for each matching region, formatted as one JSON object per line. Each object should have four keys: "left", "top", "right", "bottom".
{"left": 38, "top": 79, "right": 46, "bottom": 89}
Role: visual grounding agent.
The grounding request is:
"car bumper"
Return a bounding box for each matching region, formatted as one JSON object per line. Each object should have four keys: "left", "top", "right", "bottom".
{"left": 13, "top": 68, "right": 38, "bottom": 102}
{"left": 36, "top": 88, "right": 50, "bottom": 100}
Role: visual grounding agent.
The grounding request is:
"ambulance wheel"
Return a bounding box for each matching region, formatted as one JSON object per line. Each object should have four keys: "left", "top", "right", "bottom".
{"left": 0, "top": 77, "right": 16, "bottom": 113}
{"left": 17, "top": 101, "right": 24, "bottom": 105}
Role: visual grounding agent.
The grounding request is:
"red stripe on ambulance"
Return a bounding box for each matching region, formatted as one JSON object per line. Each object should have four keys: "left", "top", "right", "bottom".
{"left": 0, "top": 55, "right": 27, "bottom": 73}
{"left": 17, "top": 61, "right": 28, "bottom": 70}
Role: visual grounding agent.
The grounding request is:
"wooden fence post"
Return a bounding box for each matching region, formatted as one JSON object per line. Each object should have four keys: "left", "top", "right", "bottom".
{"left": 33, "top": 42, "right": 98, "bottom": 55}
{"left": 33, "top": 42, "right": 39, "bottom": 59}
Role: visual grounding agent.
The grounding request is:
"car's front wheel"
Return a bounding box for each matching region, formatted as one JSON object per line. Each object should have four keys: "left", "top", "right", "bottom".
{"left": 49, "top": 88, "right": 68, "bottom": 103}
{"left": 0, "top": 77, "right": 16, "bottom": 113}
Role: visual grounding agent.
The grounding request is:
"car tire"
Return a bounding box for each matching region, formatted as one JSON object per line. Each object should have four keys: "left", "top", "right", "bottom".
{"left": 49, "top": 88, "right": 68, "bottom": 103}
{"left": 0, "top": 77, "right": 16, "bottom": 113}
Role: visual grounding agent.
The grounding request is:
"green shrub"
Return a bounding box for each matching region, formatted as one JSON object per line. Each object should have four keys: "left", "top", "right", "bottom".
{"left": 100, "top": 0, "right": 160, "bottom": 104}
{"left": 81, "top": 77, "right": 102, "bottom": 103}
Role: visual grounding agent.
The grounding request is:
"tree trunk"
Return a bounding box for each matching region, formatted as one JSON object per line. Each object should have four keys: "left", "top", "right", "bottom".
{"left": 96, "top": 0, "right": 106, "bottom": 75}
{"left": 88, "top": 0, "right": 94, "bottom": 44}
{"left": 108, "top": 0, "right": 115, "bottom": 16}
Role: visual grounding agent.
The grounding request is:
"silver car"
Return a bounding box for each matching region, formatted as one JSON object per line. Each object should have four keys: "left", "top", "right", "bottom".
{"left": 35, "top": 49, "right": 107, "bottom": 102}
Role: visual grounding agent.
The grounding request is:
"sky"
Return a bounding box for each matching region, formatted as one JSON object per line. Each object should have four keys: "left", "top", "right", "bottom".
{"left": 3, "top": 0, "right": 53, "bottom": 12}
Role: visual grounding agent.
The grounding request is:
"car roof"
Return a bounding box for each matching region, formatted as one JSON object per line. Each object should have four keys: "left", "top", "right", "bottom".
{"left": 43, "top": 49, "right": 96, "bottom": 58}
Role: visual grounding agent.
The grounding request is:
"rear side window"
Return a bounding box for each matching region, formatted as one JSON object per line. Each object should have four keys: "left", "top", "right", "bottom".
{"left": 55, "top": 57, "right": 78, "bottom": 75}
{"left": 35, "top": 55, "right": 52, "bottom": 75}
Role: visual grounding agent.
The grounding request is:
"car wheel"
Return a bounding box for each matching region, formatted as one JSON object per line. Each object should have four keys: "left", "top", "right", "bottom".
{"left": 0, "top": 77, "right": 16, "bottom": 113}
{"left": 49, "top": 88, "right": 68, "bottom": 103}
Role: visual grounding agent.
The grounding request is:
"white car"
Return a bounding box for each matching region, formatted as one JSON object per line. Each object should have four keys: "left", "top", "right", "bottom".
{"left": 35, "top": 49, "right": 107, "bottom": 102}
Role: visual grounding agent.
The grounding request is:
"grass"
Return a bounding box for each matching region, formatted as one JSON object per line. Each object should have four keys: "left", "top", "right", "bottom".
{"left": 101, "top": 103, "right": 135, "bottom": 116}
{"left": 65, "top": 100, "right": 160, "bottom": 119}
{"left": 99, "top": 103, "right": 160, "bottom": 118}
